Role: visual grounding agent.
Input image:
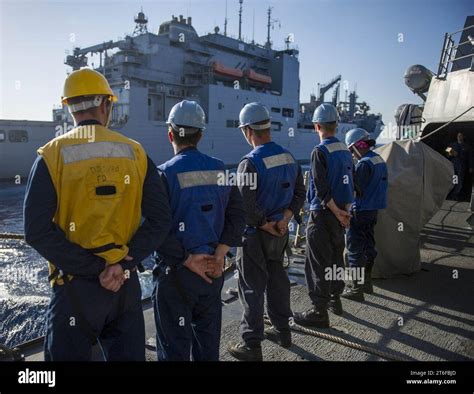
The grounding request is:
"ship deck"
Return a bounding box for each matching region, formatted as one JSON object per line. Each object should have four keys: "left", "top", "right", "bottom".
{"left": 22, "top": 201, "right": 474, "bottom": 362}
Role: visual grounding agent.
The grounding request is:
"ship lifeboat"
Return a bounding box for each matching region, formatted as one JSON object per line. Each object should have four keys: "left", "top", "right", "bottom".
{"left": 245, "top": 68, "right": 272, "bottom": 84}
{"left": 212, "top": 62, "right": 244, "bottom": 78}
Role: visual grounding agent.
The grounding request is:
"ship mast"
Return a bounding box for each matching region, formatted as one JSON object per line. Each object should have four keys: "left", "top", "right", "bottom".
{"left": 266, "top": 7, "right": 280, "bottom": 49}
{"left": 133, "top": 7, "right": 148, "bottom": 36}
{"left": 224, "top": 0, "right": 228, "bottom": 37}
{"left": 238, "top": 0, "right": 243, "bottom": 41}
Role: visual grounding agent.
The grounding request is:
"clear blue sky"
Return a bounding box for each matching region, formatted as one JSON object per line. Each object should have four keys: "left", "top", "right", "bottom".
{"left": 0, "top": 0, "right": 472, "bottom": 137}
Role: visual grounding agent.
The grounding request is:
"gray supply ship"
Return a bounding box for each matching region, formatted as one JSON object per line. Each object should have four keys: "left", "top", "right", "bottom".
{"left": 0, "top": 5, "right": 383, "bottom": 180}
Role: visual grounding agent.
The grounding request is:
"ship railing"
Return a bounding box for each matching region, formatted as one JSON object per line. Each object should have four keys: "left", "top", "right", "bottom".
{"left": 437, "top": 24, "right": 474, "bottom": 79}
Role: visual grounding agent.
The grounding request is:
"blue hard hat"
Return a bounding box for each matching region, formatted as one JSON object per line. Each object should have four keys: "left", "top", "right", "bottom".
{"left": 345, "top": 128, "right": 370, "bottom": 148}
{"left": 239, "top": 102, "right": 270, "bottom": 128}
{"left": 167, "top": 100, "right": 206, "bottom": 131}
{"left": 312, "top": 103, "right": 339, "bottom": 123}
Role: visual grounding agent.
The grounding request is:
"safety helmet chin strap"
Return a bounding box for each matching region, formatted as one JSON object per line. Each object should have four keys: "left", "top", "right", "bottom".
{"left": 68, "top": 95, "right": 104, "bottom": 113}
{"left": 351, "top": 144, "right": 362, "bottom": 159}
{"left": 247, "top": 120, "right": 271, "bottom": 131}
{"left": 104, "top": 98, "right": 113, "bottom": 127}
{"left": 68, "top": 95, "right": 114, "bottom": 127}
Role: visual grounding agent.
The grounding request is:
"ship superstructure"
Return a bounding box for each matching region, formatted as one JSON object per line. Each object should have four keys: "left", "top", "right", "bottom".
{"left": 396, "top": 16, "right": 474, "bottom": 152}
{"left": 0, "top": 5, "right": 383, "bottom": 180}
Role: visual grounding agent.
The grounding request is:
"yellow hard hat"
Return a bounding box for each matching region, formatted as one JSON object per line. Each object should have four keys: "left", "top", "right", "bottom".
{"left": 62, "top": 68, "right": 117, "bottom": 104}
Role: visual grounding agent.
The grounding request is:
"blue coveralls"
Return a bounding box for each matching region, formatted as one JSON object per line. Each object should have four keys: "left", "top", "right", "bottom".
{"left": 23, "top": 120, "right": 172, "bottom": 361}
{"left": 305, "top": 137, "right": 354, "bottom": 308}
{"left": 153, "top": 147, "right": 245, "bottom": 361}
{"left": 346, "top": 150, "right": 388, "bottom": 268}
{"left": 237, "top": 142, "right": 305, "bottom": 346}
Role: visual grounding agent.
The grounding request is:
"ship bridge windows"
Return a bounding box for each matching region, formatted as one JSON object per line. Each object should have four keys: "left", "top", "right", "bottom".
{"left": 0, "top": 131, "right": 5, "bottom": 142}
{"left": 271, "top": 107, "right": 281, "bottom": 113}
{"left": 271, "top": 122, "right": 282, "bottom": 132}
{"left": 8, "top": 130, "right": 28, "bottom": 143}
{"left": 148, "top": 93, "right": 165, "bottom": 121}
{"left": 282, "top": 108, "right": 294, "bottom": 118}
{"left": 226, "top": 120, "right": 239, "bottom": 128}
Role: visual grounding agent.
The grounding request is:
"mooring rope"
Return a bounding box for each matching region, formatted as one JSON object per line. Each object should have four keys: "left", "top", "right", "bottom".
{"left": 264, "top": 316, "right": 410, "bottom": 362}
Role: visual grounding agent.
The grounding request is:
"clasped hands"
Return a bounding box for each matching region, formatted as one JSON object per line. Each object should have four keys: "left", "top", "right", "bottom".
{"left": 99, "top": 255, "right": 133, "bottom": 292}
{"left": 259, "top": 209, "right": 293, "bottom": 237}
{"left": 184, "top": 252, "right": 225, "bottom": 284}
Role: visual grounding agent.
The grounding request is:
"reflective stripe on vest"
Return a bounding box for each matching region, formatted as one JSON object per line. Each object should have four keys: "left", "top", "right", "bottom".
{"left": 324, "top": 142, "right": 347, "bottom": 153}
{"left": 263, "top": 152, "right": 296, "bottom": 169}
{"left": 243, "top": 142, "right": 299, "bottom": 222}
{"left": 61, "top": 141, "right": 135, "bottom": 164}
{"left": 177, "top": 170, "right": 224, "bottom": 189}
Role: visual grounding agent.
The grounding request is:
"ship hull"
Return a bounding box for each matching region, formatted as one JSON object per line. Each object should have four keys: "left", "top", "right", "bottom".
{"left": 0, "top": 117, "right": 384, "bottom": 180}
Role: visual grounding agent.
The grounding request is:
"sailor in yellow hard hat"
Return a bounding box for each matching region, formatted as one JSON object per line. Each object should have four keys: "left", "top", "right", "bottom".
{"left": 24, "top": 68, "right": 173, "bottom": 361}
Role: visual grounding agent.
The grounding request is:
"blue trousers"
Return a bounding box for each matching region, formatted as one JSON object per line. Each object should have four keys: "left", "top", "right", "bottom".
{"left": 346, "top": 210, "right": 378, "bottom": 268}
{"left": 44, "top": 271, "right": 145, "bottom": 361}
{"left": 152, "top": 265, "right": 223, "bottom": 361}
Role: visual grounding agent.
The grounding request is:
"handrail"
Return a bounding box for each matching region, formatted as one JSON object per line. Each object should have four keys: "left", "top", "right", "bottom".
{"left": 437, "top": 25, "right": 474, "bottom": 78}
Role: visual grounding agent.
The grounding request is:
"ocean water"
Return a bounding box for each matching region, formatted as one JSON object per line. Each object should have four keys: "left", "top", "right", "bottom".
{"left": 0, "top": 184, "right": 155, "bottom": 347}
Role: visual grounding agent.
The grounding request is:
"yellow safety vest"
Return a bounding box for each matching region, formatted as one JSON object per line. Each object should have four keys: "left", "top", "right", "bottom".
{"left": 38, "top": 124, "right": 147, "bottom": 286}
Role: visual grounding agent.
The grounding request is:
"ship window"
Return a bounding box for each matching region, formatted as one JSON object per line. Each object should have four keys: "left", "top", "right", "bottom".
{"left": 282, "top": 108, "right": 294, "bottom": 118}
{"left": 0, "top": 131, "right": 5, "bottom": 142}
{"left": 8, "top": 130, "right": 28, "bottom": 143}
{"left": 218, "top": 103, "right": 223, "bottom": 110}
{"left": 271, "top": 122, "right": 282, "bottom": 132}
{"left": 226, "top": 120, "right": 235, "bottom": 128}
{"left": 271, "top": 107, "right": 281, "bottom": 113}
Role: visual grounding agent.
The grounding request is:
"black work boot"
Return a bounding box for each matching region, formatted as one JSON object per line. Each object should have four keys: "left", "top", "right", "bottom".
{"left": 341, "top": 280, "right": 365, "bottom": 302}
{"left": 293, "top": 307, "right": 329, "bottom": 328}
{"left": 327, "top": 295, "right": 343, "bottom": 316}
{"left": 363, "top": 262, "right": 374, "bottom": 294}
{"left": 264, "top": 326, "right": 292, "bottom": 348}
{"left": 227, "top": 341, "right": 263, "bottom": 361}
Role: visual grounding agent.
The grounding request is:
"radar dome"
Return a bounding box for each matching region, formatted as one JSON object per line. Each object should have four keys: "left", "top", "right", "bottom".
{"left": 404, "top": 65, "right": 433, "bottom": 94}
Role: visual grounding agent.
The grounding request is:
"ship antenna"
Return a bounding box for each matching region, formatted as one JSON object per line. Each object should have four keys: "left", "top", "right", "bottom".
{"left": 252, "top": 8, "right": 255, "bottom": 44}
{"left": 238, "top": 0, "right": 243, "bottom": 41}
{"left": 224, "top": 0, "right": 228, "bottom": 37}
{"left": 266, "top": 6, "right": 280, "bottom": 49}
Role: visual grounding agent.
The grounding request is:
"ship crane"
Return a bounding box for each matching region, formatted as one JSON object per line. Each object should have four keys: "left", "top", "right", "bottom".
{"left": 316, "top": 74, "right": 341, "bottom": 106}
